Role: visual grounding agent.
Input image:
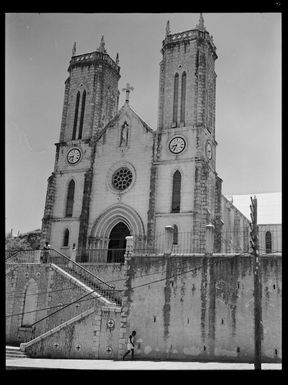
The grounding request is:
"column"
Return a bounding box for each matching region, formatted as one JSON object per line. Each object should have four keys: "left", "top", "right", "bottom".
{"left": 124, "top": 236, "right": 134, "bottom": 263}
{"left": 164, "top": 225, "right": 174, "bottom": 256}
{"left": 205, "top": 223, "right": 215, "bottom": 255}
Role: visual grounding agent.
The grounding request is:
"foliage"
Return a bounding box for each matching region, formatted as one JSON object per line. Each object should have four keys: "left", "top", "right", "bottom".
{"left": 5, "top": 229, "right": 42, "bottom": 250}
{"left": 5, "top": 236, "right": 31, "bottom": 251}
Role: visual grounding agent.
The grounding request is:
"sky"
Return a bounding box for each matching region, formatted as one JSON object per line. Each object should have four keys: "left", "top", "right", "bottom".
{"left": 5, "top": 13, "right": 281, "bottom": 234}
{"left": 225, "top": 192, "right": 282, "bottom": 224}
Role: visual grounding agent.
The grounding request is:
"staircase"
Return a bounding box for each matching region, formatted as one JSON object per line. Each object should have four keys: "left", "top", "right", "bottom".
{"left": 48, "top": 248, "right": 122, "bottom": 306}
{"left": 59, "top": 264, "right": 122, "bottom": 306}
{"left": 6, "top": 346, "right": 29, "bottom": 359}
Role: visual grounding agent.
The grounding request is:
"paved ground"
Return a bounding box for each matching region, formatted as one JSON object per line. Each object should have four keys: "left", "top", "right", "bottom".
{"left": 5, "top": 358, "right": 282, "bottom": 370}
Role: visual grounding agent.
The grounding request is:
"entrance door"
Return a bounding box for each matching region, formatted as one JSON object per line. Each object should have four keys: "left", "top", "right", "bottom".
{"left": 107, "top": 222, "right": 130, "bottom": 263}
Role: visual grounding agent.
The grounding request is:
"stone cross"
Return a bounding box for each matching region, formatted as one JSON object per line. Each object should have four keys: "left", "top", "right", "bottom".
{"left": 122, "top": 83, "right": 134, "bottom": 104}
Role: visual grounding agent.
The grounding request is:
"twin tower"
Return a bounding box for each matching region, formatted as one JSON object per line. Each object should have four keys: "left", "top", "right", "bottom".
{"left": 42, "top": 14, "right": 223, "bottom": 258}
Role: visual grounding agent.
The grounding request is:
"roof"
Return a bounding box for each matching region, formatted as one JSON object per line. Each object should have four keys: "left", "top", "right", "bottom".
{"left": 96, "top": 102, "right": 155, "bottom": 143}
{"left": 221, "top": 195, "right": 250, "bottom": 222}
{"left": 224, "top": 192, "right": 282, "bottom": 225}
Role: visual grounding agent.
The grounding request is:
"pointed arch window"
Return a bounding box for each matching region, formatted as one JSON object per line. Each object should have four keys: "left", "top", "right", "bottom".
{"left": 171, "top": 170, "right": 181, "bottom": 213}
{"left": 22, "top": 280, "right": 38, "bottom": 327}
{"left": 78, "top": 90, "right": 86, "bottom": 139}
{"left": 65, "top": 180, "right": 75, "bottom": 217}
{"left": 173, "top": 224, "right": 178, "bottom": 245}
{"left": 180, "top": 72, "right": 186, "bottom": 123}
{"left": 173, "top": 73, "right": 179, "bottom": 124}
{"left": 72, "top": 91, "right": 80, "bottom": 140}
{"left": 63, "top": 229, "right": 70, "bottom": 247}
{"left": 265, "top": 231, "right": 272, "bottom": 254}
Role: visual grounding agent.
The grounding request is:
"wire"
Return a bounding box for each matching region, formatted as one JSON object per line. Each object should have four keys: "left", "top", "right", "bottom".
{"left": 7, "top": 248, "right": 281, "bottom": 322}
{"left": 6, "top": 257, "right": 222, "bottom": 319}
{"left": 5, "top": 261, "right": 195, "bottom": 303}
{"left": 6, "top": 257, "right": 213, "bottom": 299}
{"left": 5, "top": 284, "right": 86, "bottom": 299}
{"left": 7, "top": 240, "right": 282, "bottom": 300}
{"left": 6, "top": 235, "right": 281, "bottom": 303}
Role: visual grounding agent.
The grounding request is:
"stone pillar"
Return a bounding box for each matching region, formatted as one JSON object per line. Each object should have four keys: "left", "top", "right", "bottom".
{"left": 124, "top": 236, "right": 134, "bottom": 264}
{"left": 41, "top": 172, "right": 56, "bottom": 245}
{"left": 164, "top": 225, "right": 174, "bottom": 256}
{"left": 70, "top": 244, "right": 77, "bottom": 262}
{"left": 205, "top": 223, "right": 215, "bottom": 255}
{"left": 77, "top": 168, "right": 93, "bottom": 262}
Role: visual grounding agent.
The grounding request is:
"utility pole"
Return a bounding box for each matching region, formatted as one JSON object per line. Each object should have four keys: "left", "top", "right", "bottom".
{"left": 250, "top": 196, "right": 262, "bottom": 370}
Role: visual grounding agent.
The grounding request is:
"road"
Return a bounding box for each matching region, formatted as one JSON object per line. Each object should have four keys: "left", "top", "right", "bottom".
{"left": 6, "top": 358, "right": 282, "bottom": 370}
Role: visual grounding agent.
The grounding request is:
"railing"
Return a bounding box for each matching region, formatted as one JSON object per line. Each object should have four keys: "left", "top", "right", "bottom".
{"left": 171, "top": 233, "right": 203, "bottom": 254}
{"left": 133, "top": 232, "right": 205, "bottom": 255}
{"left": 5, "top": 249, "right": 21, "bottom": 261}
{"left": 48, "top": 248, "right": 122, "bottom": 306}
{"left": 29, "top": 293, "right": 98, "bottom": 342}
{"left": 221, "top": 228, "right": 282, "bottom": 255}
{"left": 5, "top": 249, "right": 41, "bottom": 263}
{"left": 86, "top": 248, "right": 126, "bottom": 263}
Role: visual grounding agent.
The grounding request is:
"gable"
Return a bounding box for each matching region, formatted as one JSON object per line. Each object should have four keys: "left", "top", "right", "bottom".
{"left": 96, "top": 103, "right": 155, "bottom": 151}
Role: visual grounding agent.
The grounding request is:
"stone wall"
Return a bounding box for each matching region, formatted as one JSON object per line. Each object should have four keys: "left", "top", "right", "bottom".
{"left": 6, "top": 255, "right": 281, "bottom": 362}
{"left": 123, "top": 255, "right": 281, "bottom": 362}
{"left": 6, "top": 263, "right": 104, "bottom": 345}
{"left": 221, "top": 196, "right": 250, "bottom": 254}
{"left": 258, "top": 224, "right": 282, "bottom": 255}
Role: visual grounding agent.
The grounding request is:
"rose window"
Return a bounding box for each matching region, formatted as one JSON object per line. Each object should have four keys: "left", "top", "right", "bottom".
{"left": 112, "top": 167, "right": 133, "bottom": 191}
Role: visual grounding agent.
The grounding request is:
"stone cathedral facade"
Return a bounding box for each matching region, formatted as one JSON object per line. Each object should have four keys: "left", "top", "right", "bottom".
{"left": 8, "top": 16, "right": 281, "bottom": 364}
{"left": 41, "top": 15, "right": 250, "bottom": 260}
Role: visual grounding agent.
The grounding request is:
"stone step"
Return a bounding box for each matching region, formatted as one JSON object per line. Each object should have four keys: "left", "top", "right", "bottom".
{"left": 6, "top": 353, "right": 27, "bottom": 359}
{"left": 6, "top": 350, "right": 27, "bottom": 356}
{"left": 6, "top": 346, "right": 28, "bottom": 359}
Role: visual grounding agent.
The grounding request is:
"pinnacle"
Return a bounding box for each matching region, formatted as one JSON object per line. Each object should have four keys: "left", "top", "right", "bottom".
{"left": 72, "top": 42, "right": 76, "bottom": 56}
{"left": 166, "top": 20, "right": 170, "bottom": 36}
{"left": 196, "top": 13, "right": 206, "bottom": 31}
{"left": 97, "top": 35, "right": 107, "bottom": 53}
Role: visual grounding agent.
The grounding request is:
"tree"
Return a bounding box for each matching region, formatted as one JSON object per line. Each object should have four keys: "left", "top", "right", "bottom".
{"left": 5, "top": 235, "right": 31, "bottom": 251}
{"left": 5, "top": 229, "right": 42, "bottom": 251}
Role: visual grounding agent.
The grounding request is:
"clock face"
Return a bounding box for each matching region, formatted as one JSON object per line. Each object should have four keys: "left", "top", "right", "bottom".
{"left": 67, "top": 148, "right": 81, "bottom": 164}
{"left": 169, "top": 136, "right": 186, "bottom": 154}
{"left": 206, "top": 142, "right": 212, "bottom": 160}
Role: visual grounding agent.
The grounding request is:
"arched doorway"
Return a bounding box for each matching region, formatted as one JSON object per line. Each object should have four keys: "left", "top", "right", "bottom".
{"left": 107, "top": 222, "right": 130, "bottom": 263}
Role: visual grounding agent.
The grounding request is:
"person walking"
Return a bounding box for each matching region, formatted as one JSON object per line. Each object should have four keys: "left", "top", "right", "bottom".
{"left": 123, "top": 330, "right": 136, "bottom": 360}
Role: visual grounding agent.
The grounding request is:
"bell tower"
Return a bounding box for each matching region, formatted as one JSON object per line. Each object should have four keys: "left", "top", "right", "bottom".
{"left": 157, "top": 13, "right": 217, "bottom": 142}
{"left": 42, "top": 36, "right": 121, "bottom": 252}
{"left": 59, "top": 36, "right": 120, "bottom": 143}
{"left": 153, "top": 14, "right": 222, "bottom": 252}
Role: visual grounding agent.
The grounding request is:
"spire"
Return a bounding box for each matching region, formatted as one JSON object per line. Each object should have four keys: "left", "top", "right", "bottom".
{"left": 98, "top": 35, "right": 106, "bottom": 53}
{"left": 72, "top": 42, "right": 76, "bottom": 56}
{"left": 165, "top": 20, "right": 170, "bottom": 37}
{"left": 196, "top": 13, "right": 206, "bottom": 31}
{"left": 116, "top": 52, "right": 119, "bottom": 65}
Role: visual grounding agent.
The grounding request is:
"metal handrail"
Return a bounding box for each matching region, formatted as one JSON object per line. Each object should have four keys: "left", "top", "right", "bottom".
{"left": 50, "top": 248, "right": 115, "bottom": 291}
{"left": 27, "top": 247, "right": 121, "bottom": 341}
{"left": 29, "top": 289, "right": 99, "bottom": 340}
{"left": 5, "top": 249, "right": 26, "bottom": 261}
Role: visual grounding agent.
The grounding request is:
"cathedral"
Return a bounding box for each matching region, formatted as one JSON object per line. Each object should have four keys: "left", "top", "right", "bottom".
{"left": 7, "top": 15, "right": 281, "bottom": 363}
{"left": 41, "top": 14, "right": 250, "bottom": 261}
